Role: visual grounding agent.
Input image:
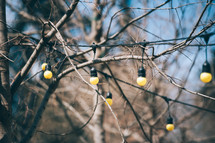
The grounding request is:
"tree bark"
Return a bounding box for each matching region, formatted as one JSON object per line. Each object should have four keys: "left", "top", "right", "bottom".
{"left": 93, "top": 89, "right": 105, "bottom": 143}
{"left": 20, "top": 79, "right": 59, "bottom": 143}
{"left": 91, "top": 0, "right": 105, "bottom": 142}
{"left": 0, "top": 0, "right": 12, "bottom": 142}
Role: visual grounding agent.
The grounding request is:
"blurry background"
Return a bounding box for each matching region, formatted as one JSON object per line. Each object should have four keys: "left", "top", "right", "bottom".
{"left": 3, "top": 0, "right": 215, "bottom": 142}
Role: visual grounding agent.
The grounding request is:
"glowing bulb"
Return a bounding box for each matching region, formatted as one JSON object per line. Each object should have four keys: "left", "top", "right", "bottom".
{"left": 90, "top": 77, "right": 99, "bottom": 85}
{"left": 105, "top": 92, "right": 112, "bottom": 106}
{"left": 90, "top": 67, "right": 99, "bottom": 85}
{"left": 41, "top": 63, "right": 48, "bottom": 71}
{"left": 137, "top": 67, "right": 147, "bottom": 86}
{"left": 105, "top": 98, "right": 113, "bottom": 106}
{"left": 137, "top": 77, "right": 147, "bottom": 86}
{"left": 200, "top": 72, "right": 212, "bottom": 83}
{"left": 166, "top": 117, "right": 174, "bottom": 131}
{"left": 44, "top": 70, "right": 53, "bottom": 79}
{"left": 166, "top": 124, "right": 174, "bottom": 131}
{"left": 200, "top": 61, "right": 212, "bottom": 83}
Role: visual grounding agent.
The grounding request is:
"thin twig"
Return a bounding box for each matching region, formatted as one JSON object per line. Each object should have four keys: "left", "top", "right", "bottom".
{"left": 50, "top": 21, "right": 126, "bottom": 142}
{"left": 105, "top": 63, "right": 151, "bottom": 143}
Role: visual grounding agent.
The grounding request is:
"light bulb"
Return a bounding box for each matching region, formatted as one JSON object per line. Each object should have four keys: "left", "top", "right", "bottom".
{"left": 105, "top": 92, "right": 113, "bottom": 106}
{"left": 200, "top": 72, "right": 212, "bottom": 83}
{"left": 41, "top": 63, "right": 48, "bottom": 71}
{"left": 44, "top": 70, "right": 53, "bottom": 79}
{"left": 137, "top": 77, "right": 147, "bottom": 86}
{"left": 166, "top": 117, "right": 174, "bottom": 131}
{"left": 200, "top": 61, "right": 212, "bottom": 83}
{"left": 90, "top": 77, "right": 99, "bottom": 85}
{"left": 105, "top": 98, "right": 113, "bottom": 106}
{"left": 137, "top": 67, "right": 147, "bottom": 86}
{"left": 166, "top": 124, "right": 174, "bottom": 131}
{"left": 90, "top": 67, "right": 99, "bottom": 85}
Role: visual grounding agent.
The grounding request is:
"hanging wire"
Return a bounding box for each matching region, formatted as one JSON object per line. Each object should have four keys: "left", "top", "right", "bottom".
{"left": 205, "top": 44, "right": 208, "bottom": 61}
{"left": 141, "top": 40, "right": 146, "bottom": 68}
{"left": 203, "top": 34, "right": 210, "bottom": 61}
{"left": 92, "top": 42, "right": 96, "bottom": 60}
{"left": 163, "top": 96, "right": 172, "bottom": 117}
{"left": 167, "top": 102, "right": 171, "bottom": 117}
{"left": 142, "top": 48, "right": 145, "bottom": 68}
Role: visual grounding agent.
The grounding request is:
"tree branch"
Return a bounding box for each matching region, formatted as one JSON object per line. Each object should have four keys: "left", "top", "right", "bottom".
{"left": 19, "top": 79, "right": 60, "bottom": 143}
{"left": 105, "top": 64, "right": 151, "bottom": 143}
{"left": 10, "top": 0, "right": 80, "bottom": 95}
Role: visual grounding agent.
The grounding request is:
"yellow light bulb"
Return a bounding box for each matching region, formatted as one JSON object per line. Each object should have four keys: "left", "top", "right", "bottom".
{"left": 44, "top": 70, "right": 53, "bottom": 79}
{"left": 90, "top": 77, "right": 99, "bottom": 85}
{"left": 41, "top": 63, "right": 48, "bottom": 71}
{"left": 137, "top": 77, "right": 147, "bottom": 86}
{"left": 105, "top": 98, "right": 113, "bottom": 106}
{"left": 200, "top": 72, "right": 212, "bottom": 83}
{"left": 166, "top": 124, "right": 174, "bottom": 131}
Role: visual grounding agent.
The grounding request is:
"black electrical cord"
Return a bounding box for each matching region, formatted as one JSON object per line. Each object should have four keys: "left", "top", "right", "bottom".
{"left": 92, "top": 42, "right": 97, "bottom": 60}
{"left": 141, "top": 40, "right": 147, "bottom": 68}
{"left": 98, "top": 71, "right": 215, "bottom": 114}
{"left": 203, "top": 34, "right": 210, "bottom": 61}
{"left": 50, "top": 32, "right": 215, "bottom": 48}
{"left": 163, "top": 96, "right": 172, "bottom": 117}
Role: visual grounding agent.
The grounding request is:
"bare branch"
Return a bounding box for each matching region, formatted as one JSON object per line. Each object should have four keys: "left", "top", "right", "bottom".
{"left": 51, "top": 21, "right": 126, "bottom": 142}
{"left": 10, "top": 0, "right": 80, "bottom": 95}
{"left": 105, "top": 0, "right": 171, "bottom": 42}
{"left": 105, "top": 64, "right": 151, "bottom": 143}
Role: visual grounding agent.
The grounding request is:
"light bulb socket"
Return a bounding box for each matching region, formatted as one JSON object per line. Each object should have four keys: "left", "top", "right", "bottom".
{"left": 106, "top": 92, "right": 112, "bottom": 99}
{"left": 166, "top": 117, "right": 173, "bottom": 124}
{"left": 90, "top": 67, "right": 97, "bottom": 77}
{"left": 202, "top": 61, "right": 211, "bottom": 73}
{"left": 46, "top": 64, "right": 51, "bottom": 71}
{"left": 138, "top": 67, "right": 146, "bottom": 77}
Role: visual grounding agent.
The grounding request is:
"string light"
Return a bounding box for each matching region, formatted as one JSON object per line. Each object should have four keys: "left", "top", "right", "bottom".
{"left": 200, "top": 34, "right": 212, "bottom": 83}
{"left": 166, "top": 116, "right": 174, "bottom": 131}
{"left": 137, "top": 41, "right": 147, "bottom": 86}
{"left": 41, "top": 63, "right": 48, "bottom": 71}
{"left": 90, "top": 43, "right": 99, "bottom": 85}
{"left": 105, "top": 92, "right": 113, "bottom": 106}
{"left": 42, "top": 44, "right": 53, "bottom": 79}
{"left": 90, "top": 67, "right": 99, "bottom": 85}
{"left": 163, "top": 97, "right": 175, "bottom": 131}
{"left": 137, "top": 67, "right": 147, "bottom": 86}
{"left": 44, "top": 64, "right": 53, "bottom": 79}
{"left": 104, "top": 74, "right": 112, "bottom": 106}
{"left": 38, "top": 35, "right": 215, "bottom": 134}
{"left": 98, "top": 70, "right": 215, "bottom": 114}
{"left": 200, "top": 61, "right": 212, "bottom": 83}
{"left": 41, "top": 32, "right": 215, "bottom": 48}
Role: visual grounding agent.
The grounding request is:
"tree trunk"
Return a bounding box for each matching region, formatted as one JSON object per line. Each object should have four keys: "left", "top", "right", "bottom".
{"left": 91, "top": 0, "right": 105, "bottom": 142}
{"left": 0, "top": 0, "right": 12, "bottom": 142}
{"left": 93, "top": 88, "right": 105, "bottom": 143}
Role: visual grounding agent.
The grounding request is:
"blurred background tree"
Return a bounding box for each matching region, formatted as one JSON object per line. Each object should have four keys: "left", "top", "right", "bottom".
{"left": 0, "top": 0, "right": 215, "bottom": 143}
